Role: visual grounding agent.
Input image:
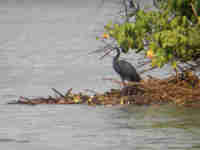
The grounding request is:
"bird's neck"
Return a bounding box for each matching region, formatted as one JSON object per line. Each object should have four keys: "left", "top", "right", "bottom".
{"left": 113, "top": 48, "right": 120, "bottom": 62}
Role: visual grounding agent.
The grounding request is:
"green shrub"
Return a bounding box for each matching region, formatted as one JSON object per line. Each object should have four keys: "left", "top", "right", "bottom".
{"left": 103, "top": 0, "right": 200, "bottom": 69}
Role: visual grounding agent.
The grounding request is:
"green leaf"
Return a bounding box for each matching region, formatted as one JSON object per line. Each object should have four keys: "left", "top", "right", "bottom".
{"left": 171, "top": 61, "right": 177, "bottom": 69}
{"left": 168, "top": 53, "right": 173, "bottom": 60}
{"left": 157, "top": 59, "right": 163, "bottom": 68}
{"left": 151, "top": 59, "right": 157, "bottom": 67}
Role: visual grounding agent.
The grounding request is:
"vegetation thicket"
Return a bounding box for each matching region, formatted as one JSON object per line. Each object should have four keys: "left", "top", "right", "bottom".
{"left": 103, "top": 0, "right": 200, "bottom": 70}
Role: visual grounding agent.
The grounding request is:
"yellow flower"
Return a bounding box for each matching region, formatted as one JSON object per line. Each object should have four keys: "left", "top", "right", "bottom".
{"left": 73, "top": 96, "right": 80, "bottom": 103}
{"left": 102, "top": 33, "right": 109, "bottom": 39}
{"left": 147, "top": 49, "right": 154, "bottom": 59}
{"left": 88, "top": 97, "right": 93, "bottom": 102}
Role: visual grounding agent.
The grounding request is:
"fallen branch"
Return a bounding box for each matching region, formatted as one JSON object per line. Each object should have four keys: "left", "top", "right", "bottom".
{"left": 51, "top": 88, "right": 65, "bottom": 98}
{"left": 102, "top": 78, "right": 124, "bottom": 86}
{"left": 65, "top": 88, "right": 73, "bottom": 96}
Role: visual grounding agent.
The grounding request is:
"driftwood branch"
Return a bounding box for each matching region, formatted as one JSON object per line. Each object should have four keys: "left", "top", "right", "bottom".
{"left": 191, "top": 3, "right": 198, "bottom": 18}
{"left": 102, "top": 78, "right": 124, "bottom": 86}
{"left": 84, "top": 89, "right": 98, "bottom": 94}
{"left": 65, "top": 88, "right": 73, "bottom": 96}
{"left": 122, "top": 0, "right": 129, "bottom": 22}
{"left": 51, "top": 88, "right": 65, "bottom": 98}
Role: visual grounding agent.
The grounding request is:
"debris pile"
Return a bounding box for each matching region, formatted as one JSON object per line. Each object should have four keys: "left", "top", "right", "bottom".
{"left": 8, "top": 71, "right": 200, "bottom": 107}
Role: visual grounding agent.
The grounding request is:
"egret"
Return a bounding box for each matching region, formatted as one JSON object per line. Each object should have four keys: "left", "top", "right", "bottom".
{"left": 112, "top": 47, "right": 141, "bottom": 85}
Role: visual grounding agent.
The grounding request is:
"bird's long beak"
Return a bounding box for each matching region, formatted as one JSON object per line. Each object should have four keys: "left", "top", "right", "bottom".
{"left": 100, "top": 48, "right": 113, "bottom": 60}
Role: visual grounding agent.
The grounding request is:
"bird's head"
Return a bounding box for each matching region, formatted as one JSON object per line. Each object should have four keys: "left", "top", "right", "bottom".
{"left": 100, "top": 47, "right": 121, "bottom": 60}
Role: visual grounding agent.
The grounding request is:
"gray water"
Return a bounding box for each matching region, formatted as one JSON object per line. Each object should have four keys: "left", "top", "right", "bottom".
{"left": 0, "top": 0, "right": 200, "bottom": 150}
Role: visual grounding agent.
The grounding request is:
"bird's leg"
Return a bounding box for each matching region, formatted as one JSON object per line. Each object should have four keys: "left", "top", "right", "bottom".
{"left": 123, "top": 81, "right": 126, "bottom": 87}
{"left": 120, "top": 79, "right": 126, "bottom": 88}
{"left": 123, "top": 80, "right": 130, "bottom": 87}
{"left": 121, "top": 80, "right": 130, "bottom": 96}
{"left": 119, "top": 82, "right": 124, "bottom": 89}
{"left": 120, "top": 80, "right": 125, "bottom": 96}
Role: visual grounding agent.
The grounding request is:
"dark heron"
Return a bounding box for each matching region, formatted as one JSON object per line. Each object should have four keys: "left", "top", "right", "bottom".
{"left": 112, "top": 47, "right": 141, "bottom": 85}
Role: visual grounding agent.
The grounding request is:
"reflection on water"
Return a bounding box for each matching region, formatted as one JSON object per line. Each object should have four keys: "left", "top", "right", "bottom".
{"left": 123, "top": 105, "right": 200, "bottom": 130}
{"left": 0, "top": 0, "right": 200, "bottom": 150}
{"left": 119, "top": 105, "right": 200, "bottom": 150}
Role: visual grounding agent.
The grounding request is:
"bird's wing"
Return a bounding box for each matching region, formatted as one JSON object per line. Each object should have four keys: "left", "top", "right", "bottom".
{"left": 117, "top": 60, "right": 141, "bottom": 81}
{"left": 117, "top": 60, "right": 137, "bottom": 75}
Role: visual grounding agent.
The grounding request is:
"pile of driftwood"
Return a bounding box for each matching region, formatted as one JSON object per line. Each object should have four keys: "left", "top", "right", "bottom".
{"left": 8, "top": 71, "right": 200, "bottom": 107}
